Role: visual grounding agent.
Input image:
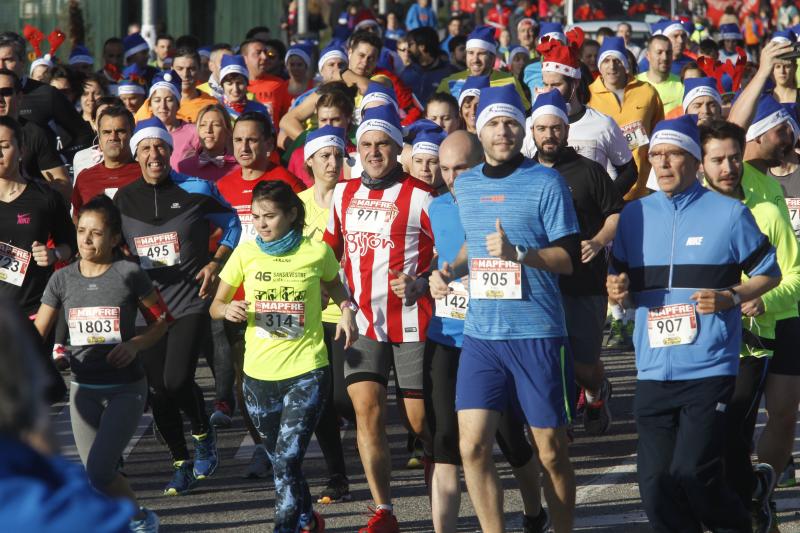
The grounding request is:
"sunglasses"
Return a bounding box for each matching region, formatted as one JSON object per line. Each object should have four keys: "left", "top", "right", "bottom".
{"left": 0, "top": 87, "right": 14, "bottom": 97}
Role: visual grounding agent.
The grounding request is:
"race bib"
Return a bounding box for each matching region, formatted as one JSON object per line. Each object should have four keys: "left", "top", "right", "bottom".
{"left": 435, "top": 280, "right": 469, "bottom": 320}
{"left": 239, "top": 212, "right": 258, "bottom": 243}
{"left": 786, "top": 198, "right": 800, "bottom": 237}
{"left": 647, "top": 303, "right": 698, "bottom": 348}
{"left": 469, "top": 258, "right": 522, "bottom": 299}
{"left": 254, "top": 300, "right": 305, "bottom": 340}
{"left": 0, "top": 241, "right": 30, "bottom": 287}
{"left": 345, "top": 198, "right": 398, "bottom": 234}
{"left": 134, "top": 232, "right": 180, "bottom": 269}
{"left": 68, "top": 306, "right": 122, "bottom": 346}
{"left": 621, "top": 121, "right": 650, "bottom": 151}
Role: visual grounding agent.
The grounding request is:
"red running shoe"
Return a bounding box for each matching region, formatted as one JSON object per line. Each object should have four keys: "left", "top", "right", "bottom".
{"left": 359, "top": 507, "right": 399, "bottom": 533}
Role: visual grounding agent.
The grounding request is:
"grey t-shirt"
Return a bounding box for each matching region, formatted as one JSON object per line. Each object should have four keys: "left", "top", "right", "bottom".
{"left": 769, "top": 165, "right": 800, "bottom": 240}
{"left": 41, "top": 259, "right": 154, "bottom": 384}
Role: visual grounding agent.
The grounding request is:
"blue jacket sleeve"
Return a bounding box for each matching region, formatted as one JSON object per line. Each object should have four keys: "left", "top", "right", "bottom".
{"left": 205, "top": 183, "right": 241, "bottom": 250}
{"left": 730, "top": 203, "right": 781, "bottom": 279}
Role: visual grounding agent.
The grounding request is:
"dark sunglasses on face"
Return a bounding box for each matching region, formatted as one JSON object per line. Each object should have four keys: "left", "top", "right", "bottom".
{"left": 0, "top": 87, "right": 14, "bottom": 97}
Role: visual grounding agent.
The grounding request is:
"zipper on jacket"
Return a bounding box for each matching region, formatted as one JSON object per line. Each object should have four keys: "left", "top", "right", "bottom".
{"left": 153, "top": 185, "right": 159, "bottom": 221}
{"left": 665, "top": 200, "right": 678, "bottom": 381}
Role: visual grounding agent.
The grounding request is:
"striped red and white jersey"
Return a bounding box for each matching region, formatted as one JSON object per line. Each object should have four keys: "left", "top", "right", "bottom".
{"left": 324, "top": 173, "right": 435, "bottom": 343}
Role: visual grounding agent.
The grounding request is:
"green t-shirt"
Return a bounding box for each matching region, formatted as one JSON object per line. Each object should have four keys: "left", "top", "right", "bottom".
{"left": 635, "top": 72, "right": 684, "bottom": 114}
{"left": 219, "top": 237, "right": 339, "bottom": 380}
{"left": 738, "top": 165, "right": 800, "bottom": 357}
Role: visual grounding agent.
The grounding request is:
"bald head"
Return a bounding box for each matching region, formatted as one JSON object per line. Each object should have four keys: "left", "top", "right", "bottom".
{"left": 439, "top": 130, "right": 483, "bottom": 193}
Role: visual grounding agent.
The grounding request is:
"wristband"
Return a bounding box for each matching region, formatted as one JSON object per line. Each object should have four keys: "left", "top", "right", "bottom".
{"left": 340, "top": 300, "right": 359, "bottom": 313}
{"left": 140, "top": 289, "right": 175, "bottom": 324}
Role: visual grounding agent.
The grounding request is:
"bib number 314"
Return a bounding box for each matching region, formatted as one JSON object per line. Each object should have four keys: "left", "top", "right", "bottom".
{"left": 254, "top": 301, "right": 305, "bottom": 340}
{"left": 647, "top": 303, "right": 698, "bottom": 348}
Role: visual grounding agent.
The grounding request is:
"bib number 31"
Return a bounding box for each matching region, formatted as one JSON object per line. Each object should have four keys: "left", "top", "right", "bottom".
{"left": 647, "top": 303, "right": 698, "bottom": 348}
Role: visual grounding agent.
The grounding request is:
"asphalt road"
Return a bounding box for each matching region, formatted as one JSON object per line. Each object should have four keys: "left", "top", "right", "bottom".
{"left": 51, "top": 346, "right": 800, "bottom": 532}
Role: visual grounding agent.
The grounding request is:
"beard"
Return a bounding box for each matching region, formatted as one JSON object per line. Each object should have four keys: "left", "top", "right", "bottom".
{"left": 535, "top": 138, "right": 566, "bottom": 162}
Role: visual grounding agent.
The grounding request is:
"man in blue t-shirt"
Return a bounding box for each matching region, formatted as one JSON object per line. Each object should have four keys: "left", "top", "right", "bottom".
{"left": 431, "top": 84, "right": 581, "bottom": 533}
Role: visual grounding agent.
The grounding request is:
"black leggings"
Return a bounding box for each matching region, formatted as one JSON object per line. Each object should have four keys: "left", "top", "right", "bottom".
{"left": 423, "top": 339, "right": 534, "bottom": 466}
{"left": 141, "top": 313, "right": 210, "bottom": 461}
{"left": 318, "top": 322, "right": 350, "bottom": 479}
{"left": 725, "top": 355, "right": 769, "bottom": 506}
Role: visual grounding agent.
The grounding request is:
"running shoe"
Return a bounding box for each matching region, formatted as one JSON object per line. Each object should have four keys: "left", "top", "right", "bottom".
{"left": 406, "top": 435, "right": 424, "bottom": 469}
{"left": 583, "top": 378, "right": 612, "bottom": 436}
{"left": 164, "top": 460, "right": 197, "bottom": 496}
{"left": 575, "top": 387, "right": 587, "bottom": 418}
{"left": 359, "top": 508, "right": 399, "bottom": 533}
{"left": 522, "top": 507, "right": 551, "bottom": 533}
{"left": 317, "top": 474, "right": 352, "bottom": 503}
{"left": 192, "top": 428, "right": 219, "bottom": 479}
{"left": 777, "top": 457, "right": 796, "bottom": 488}
{"left": 752, "top": 463, "right": 777, "bottom": 533}
{"left": 244, "top": 444, "right": 272, "bottom": 479}
{"left": 52, "top": 343, "right": 70, "bottom": 371}
{"left": 130, "top": 507, "right": 160, "bottom": 532}
{"left": 209, "top": 400, "right": 233, "bottom": 429}
{"left": 606, "top": 319, "right": 625, "bottom": 348}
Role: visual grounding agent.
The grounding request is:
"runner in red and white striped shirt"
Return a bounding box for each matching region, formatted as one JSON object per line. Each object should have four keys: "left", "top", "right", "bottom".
{"left": 324, "top": 179, "right": 434, "bottom": 342}
{"left": 323, "top": 104, "right": 433, "bottom": 533}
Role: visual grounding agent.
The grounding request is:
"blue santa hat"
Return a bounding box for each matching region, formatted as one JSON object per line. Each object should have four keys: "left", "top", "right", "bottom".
{"left": 598, "top": 37, "right": 629, "bottom": 70}
{"left": 475, "top": 84, "right": 526, "bottom": 135}
{"left": 198, "top": 46, "right": 211, "bottom": 60}
{"left": 538, "top": 22, "right": 566, "bottom": 43}
{"left": 359, "top": 81, "right": 400, "bottom": 115}
{"left": 718, "top": 23, "right": 742, "bottom": 41}
{"left": 220, "top": 55, "right": 249, "bottom": 82}
{"left": 149, "top": 70, "right": 182, "bottom": 100}
{"left": 508, "top": 46, "right": 530, "bottom": 61}
{"left": 123, "top": 32, "right": 150, "bottom": 61}
{"left": 318, "top": 41, "right": 348, "bottom": 71}
{"left": 458, "top": 74, "right": 491, "bottom": 107}
{"left": 649, "top": 115, "right": 701, "bottom": 161}
{"left": 783, "top": 103, "right": 800, "bottom": 139}
{"left": 117, "top": 77, "right": 146, "bottom": 96}
{"left": 653, "top": 19, "right": 693, "bottom": 37}
{"left": 356, "top": 104, "right": 404, "bottom": 147}
{"left": 412, "top": 129, "right": 447, "bottom": 158}
{"left": 130, "top": 116, "right": 173, "bottom": 154}
{"left": 466, "top": 26, "right": 497, "bottom": 55}
{"left": 304, "top": 125, "right": 348, "bottom": 161}
{"left": 285, "top": 43, "right": 314, "bottom": 67}
{"left": 682, "top": 77, "right": 721, "bottom": 111}
{"left": 68, "top": 45, "right": 93, "bottom": 66}
{"left": 530, "top": 89, "right": 569, "bottom": 125}
{"left": 747, "top": 94, "right": 793, "bottom": 141}
{"left": 403, "top": 119, "right": 442, "bottom": 142}
{"left": 771, "top": 30, "right": 797, "bottom": 44}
